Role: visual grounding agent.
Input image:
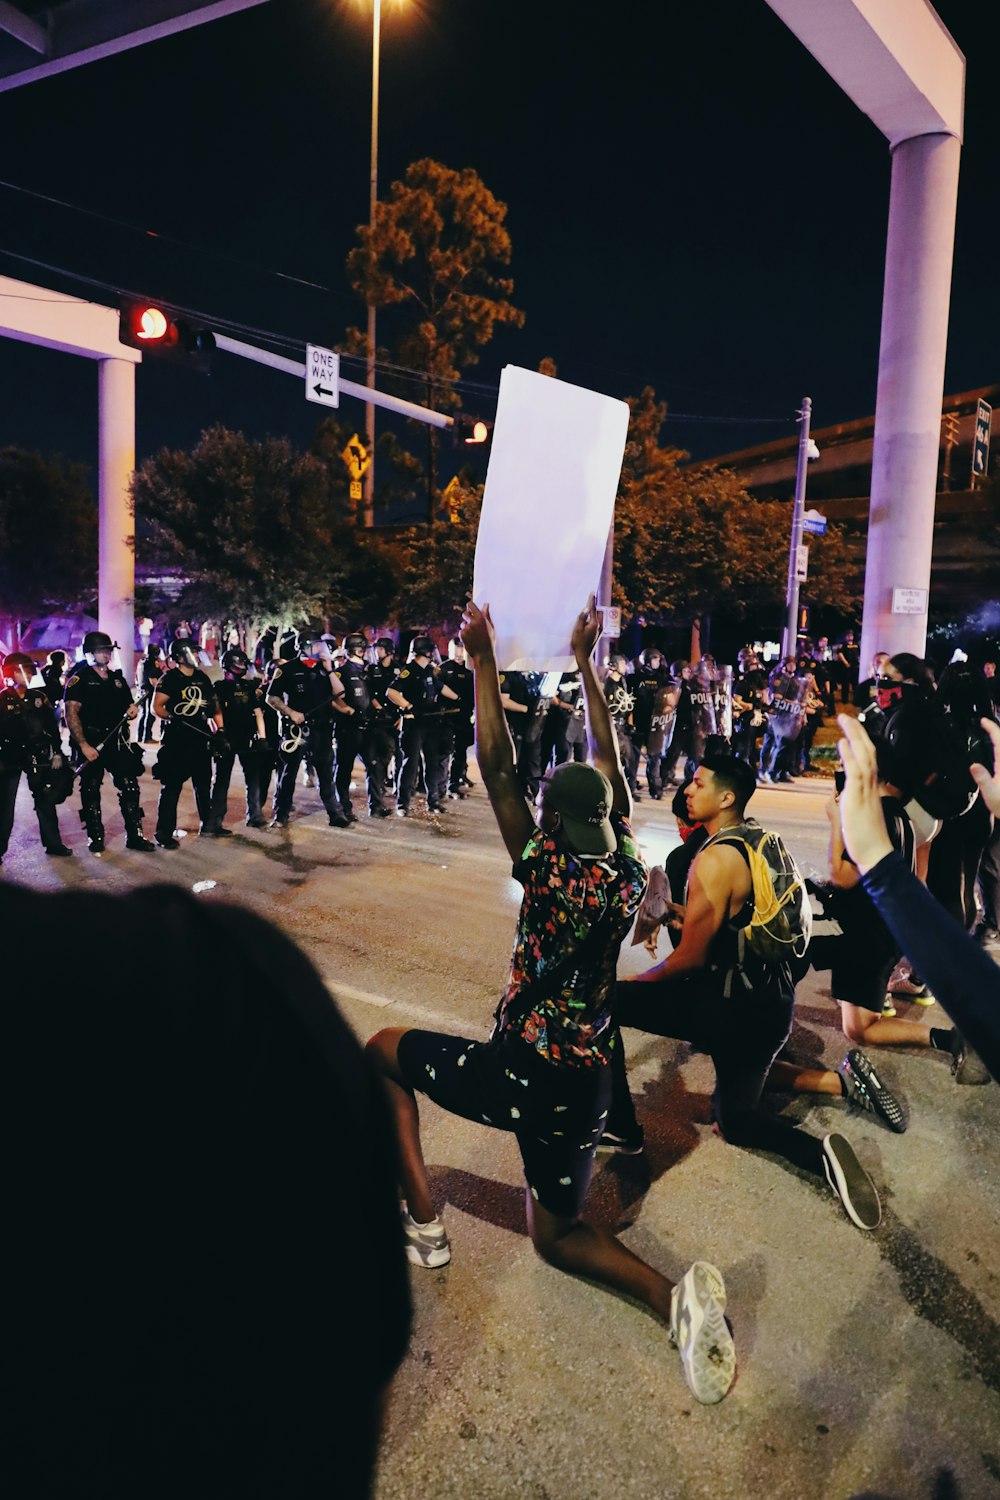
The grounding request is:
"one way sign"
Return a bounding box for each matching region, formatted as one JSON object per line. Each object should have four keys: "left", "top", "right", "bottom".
{"left": 305, "top": 343, "right": 340, "bottom": 408}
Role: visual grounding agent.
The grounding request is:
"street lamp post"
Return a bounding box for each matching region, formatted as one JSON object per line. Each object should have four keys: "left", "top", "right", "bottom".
{"left": 782, "top": 396, "right": 814, "bottom": 661}
{"left": 363, "top": 0, "right": 381, "bottom": 528}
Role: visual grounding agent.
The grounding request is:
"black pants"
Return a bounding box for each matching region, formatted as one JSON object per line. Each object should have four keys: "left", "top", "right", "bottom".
{"left": 450, "top": 723, "right": 474, "bottom": 790}
{"left": 424, "top": 717, "right": 456, "bottom": 809}
{"left": 363, "top": 721, "right": 397, "bottom": 811}
{"left": 608, "top": 974, "right": 823, "bottom": 1176}
{"left": 977, "top": 814, "right": 1000, "bottom": 930}
{"left": 927, "top": 796, "right": 994, "bottom": 930}
{"left": 76, "top": 747, "right": 146, "bottom": 841}
{"left": 0, "top": 767, "right": 63, "bottom": 855}
{"left": 137, "top": 696, "right": 157, "bottom": 743}
{"left": 156, "top": 751, "right": 213, "bottom": 837}
{"left": 662, "top": 727, "right": 694, "bottom": 785}
{"left": 209, "top": 741, "right": 268, "bottom": 827}
{"left": 398, "top": 717, "right": 431, "bottom": 811}
{"left": 274, "top": 729, "right": 342, "bottom": 822}
{"left": 334, "top": 720, "right": 366, "bottom": 814}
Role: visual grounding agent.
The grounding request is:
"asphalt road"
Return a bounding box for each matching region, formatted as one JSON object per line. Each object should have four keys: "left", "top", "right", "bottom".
{"left": 2, "top": 758, "right": 999, "bottom": 1499}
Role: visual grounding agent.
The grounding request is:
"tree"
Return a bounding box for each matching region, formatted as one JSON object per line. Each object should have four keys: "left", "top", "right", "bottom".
{"left": 345, "top": 159, "right": 524, "bottom": 498}
{"left": 381, "top": 476, "right": 483, "bottom": 630}
{"left": 0, "top": 446, "right": 98, "bottom": 649}
{"left": 132, "top": 426, "right": 394, "bottom": 649}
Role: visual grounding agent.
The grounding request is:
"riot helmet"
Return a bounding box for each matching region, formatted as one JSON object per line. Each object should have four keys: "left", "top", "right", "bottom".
{"left": 82, "top": 630, "right": 114, "bottom": 660}
{"left": 1, "top": 652, "right": 35, "bottom": 687}
{"left": 277, "top": 630, "right": 303, "bottom": 661}
{"left": 169, "top": 638, "right": 199, "bottom": 666}
{"left": 222, "top": 647, "right": 250, "bottom": 676}
{"left": 410, "top": 635, "right": 434, "bottom": 660}
{"left": 375, "top": 637, "right": 395, "bottom": 658}
{"left": 344, "top": 632, "right": 368, "bottom": 657}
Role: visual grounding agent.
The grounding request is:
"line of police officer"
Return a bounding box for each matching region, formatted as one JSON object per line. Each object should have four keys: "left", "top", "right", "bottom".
{"left": 0, "top": 627, "right": 476, "bottom": 862}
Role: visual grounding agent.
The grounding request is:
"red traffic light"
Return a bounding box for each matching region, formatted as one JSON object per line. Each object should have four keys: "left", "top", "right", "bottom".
{"left": 119, "top": 300, "right": 214, "bottom": 371}
{"left": 452, "top": 414, "right": 492, "bottom": 446}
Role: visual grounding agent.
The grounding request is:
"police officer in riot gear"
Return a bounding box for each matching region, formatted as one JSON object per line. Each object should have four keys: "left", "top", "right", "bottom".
{"left": 0, "top": 653, "right": 72, "bottom": 862}
{"left": 266, "top": 636, "right": 351, "bottom": 828}
{"left": 440, "top": 637, "right": 475, "bottom": 797}
{"left": 152, "top": 639, "right": 225, "bottom": 847}
{"left": 334, "top": 633, "right": 374, "bottom": 822}
{"left": 604, "top": 655, "right": 639, "bottom": 796}
{"left": 364, "top": 638, "right": 399, "bottom": 817}
{"left": 135, "top": 643, "right": 165, "bottom": 744}
{"left": 387, "top": 636, "right": 441, "bottom": 816}
{"left": 208, "top": 648, "right": 271, "bottom": 831}
{"left": 64, "top": 631, "right": 154, "bottom": 855}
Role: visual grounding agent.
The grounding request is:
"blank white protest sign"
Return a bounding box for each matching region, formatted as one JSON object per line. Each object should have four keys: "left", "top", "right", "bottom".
{"left": 472, "top": 366, "right": 629, "bottom": 671}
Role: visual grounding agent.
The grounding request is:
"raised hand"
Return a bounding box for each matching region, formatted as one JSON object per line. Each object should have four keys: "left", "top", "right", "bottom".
{"left": 836, "top": 714, "right": 892, "bottom": 873}
{"left": 970, "top": 718, "right": 1000, "bottom": 818}
{"left": 571, "top": 594, "right": 603, "bottom": 662}
{"left": 460, "top": 600, "right": 497, "bottom": 663}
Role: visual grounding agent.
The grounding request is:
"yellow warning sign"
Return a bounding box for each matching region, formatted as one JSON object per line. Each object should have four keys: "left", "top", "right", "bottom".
{"left": 341, "top": 435, "right": 370, "bottom": 481}
{"left": 349, "top": 479, "right": 362, "bottom": 501}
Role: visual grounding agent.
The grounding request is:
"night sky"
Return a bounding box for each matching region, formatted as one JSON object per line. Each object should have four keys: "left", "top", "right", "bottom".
{"left": 0, "top": 0, "right": 996, "bottom": 488}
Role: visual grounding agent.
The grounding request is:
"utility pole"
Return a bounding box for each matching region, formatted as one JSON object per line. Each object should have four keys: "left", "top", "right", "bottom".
{"left": 363, "top": 0, "right": 381, "bottom": 528}
{"left": 782, "top": 397, "right": 812, "bottom": 662}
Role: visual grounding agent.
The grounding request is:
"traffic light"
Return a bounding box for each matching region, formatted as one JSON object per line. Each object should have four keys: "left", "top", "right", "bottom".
{"left": 119, "top": 300, "right": 215, "bottom": 372}
{"left": 451, "top": 414, "right": 492, "bottom": 445}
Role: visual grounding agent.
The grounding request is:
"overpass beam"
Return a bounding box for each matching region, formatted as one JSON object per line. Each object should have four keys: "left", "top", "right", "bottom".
{"left": 859, "top": 131, "right": 961, "bottom": 672}
{"left": 98, "top": 358, "right": 136, "bottom": 683}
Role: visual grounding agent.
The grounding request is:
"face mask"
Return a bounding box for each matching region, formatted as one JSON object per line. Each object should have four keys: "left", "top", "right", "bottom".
{"left": 875, "top": 678, "right": 903, "bottom": 711}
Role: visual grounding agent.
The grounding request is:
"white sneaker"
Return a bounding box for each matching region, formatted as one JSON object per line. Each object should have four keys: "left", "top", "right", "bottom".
{"left": 401, "top": 1206, "right": 451, "bottom": 1268}
{"left": 669, "top": 1261, "right": 736, "bottom": 1404}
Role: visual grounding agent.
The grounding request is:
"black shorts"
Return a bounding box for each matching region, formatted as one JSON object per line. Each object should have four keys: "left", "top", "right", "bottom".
{"left": 809, "top": 932, "right": 898, "bottom": 1014}
{"left": 396, "top": 1028, "right": 612, "bottom": 1218}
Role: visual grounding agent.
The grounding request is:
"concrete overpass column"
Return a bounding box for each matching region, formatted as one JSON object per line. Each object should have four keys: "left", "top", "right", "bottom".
{"left": 859, "top": 131, "right": 961, "bottom": 674}
{"left": 98, "top": 357, "right": 137, "bottom": 683}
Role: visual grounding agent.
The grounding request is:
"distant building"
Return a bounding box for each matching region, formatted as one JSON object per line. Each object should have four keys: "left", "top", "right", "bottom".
{"left": 704, "top": 385, "right": 1000, "bottom": 610}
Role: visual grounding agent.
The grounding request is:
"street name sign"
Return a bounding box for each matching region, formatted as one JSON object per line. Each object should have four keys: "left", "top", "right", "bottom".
{"left": 973, "top": 398, "right": 992, "bottom": 483}
{"left": 306, "top": 343, "right": 340, "bottom": 408}
{"left": 892, "top": 587, "right": 928, "bottom": 616}
{"left": 802, "top": 508, "right": 827, "bottom": 536}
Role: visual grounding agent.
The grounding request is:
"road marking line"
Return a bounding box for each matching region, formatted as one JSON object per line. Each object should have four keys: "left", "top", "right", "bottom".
{"left": 326, "top": 979, "right": 487, "bottom": 1034}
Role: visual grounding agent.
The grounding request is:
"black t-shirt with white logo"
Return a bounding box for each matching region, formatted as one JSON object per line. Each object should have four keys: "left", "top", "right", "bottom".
{"left": 157, "top": 667, "right": 218, "bottom": 745}
{"left": 216, "top": 677, "right": 264, "bottom": 743}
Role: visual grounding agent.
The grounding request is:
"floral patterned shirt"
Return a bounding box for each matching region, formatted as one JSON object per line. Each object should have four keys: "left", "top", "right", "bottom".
{"left": 499, "top": 814, "right": 648, "bottom": 1068}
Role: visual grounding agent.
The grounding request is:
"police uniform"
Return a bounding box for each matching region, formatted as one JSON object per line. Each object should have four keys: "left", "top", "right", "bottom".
{"left": 439, "top": 658, "right": 475, "bottom": 794}
{"left": 392, "top": 659, "right": 439, "bottom": 813}
{"left": 603, "top": 673, "right": 638, "bottom": 790}
{"left": 333, "top": 657, "right": 373, "bottom": 819}
{"left": 64, "top": 663, "right": 147, "bottom": 849}
{"left": 135, "top": 652, "right": 165, "bottom": 743}
{"left": 210, "top": 675, "right": 270, "bottom": 828}
{"left": 514, "top": 672, "right": 548, "bottom": 798}
{"left": 540, "top": 673, "right": 583, "bottom": 777}
{"left": 364, "top": 657, "right": 400, "bottom": 815}
{"left": 0, "top": 681, "right": 68, "bottom": 857}
{"left": 631, "top": 661, "right": 664, "bottom": 792}
{"left": 268, "top": 656, "right": 348, "bottom": 825}
{"left": 153, "top": 665, "right": 220, "bottom": 840}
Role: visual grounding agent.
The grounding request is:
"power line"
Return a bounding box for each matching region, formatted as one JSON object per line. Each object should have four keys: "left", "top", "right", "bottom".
{"left": 0, "top": 246, "right": 794, "bottom": 427}
{"left": 0, "top": 177, "right": 333, "bottom": 294}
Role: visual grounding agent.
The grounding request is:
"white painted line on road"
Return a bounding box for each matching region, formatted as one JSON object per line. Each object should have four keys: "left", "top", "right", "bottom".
{"left": 327, "top": 979, "right": 486, "bottom": 1035}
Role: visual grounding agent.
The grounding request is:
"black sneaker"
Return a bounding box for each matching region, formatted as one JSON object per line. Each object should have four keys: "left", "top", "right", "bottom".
{"left": 88, "top": 837, "right": 106, "bottom": 855}
{"left": 821, "top": 1133, "right": 882, "bottom": 1230}
{"left": 328, "top": 812, "right": 350, "bottom": 828}
{"left": 44, "top": 844, "right": 73, "bottom": 857}
{"left": 269, "top": 815, "right": 289, "bottom": 829}
{"left": 952, "top": 1033, "right": 992, "bottom": 1085}
{"left": 597, "top": 1125, "right": 645, "bottom": 1156}
{"left": 155, "top": 832, "right": 180, "bottom": 850}
{"left": 246, "top": 817, "right": 268, "bottom": 829}
{"left": 838, "top": 1049, "right": 908, "bottom": 1133}
{"left": 125, "top": 835, "right": 156, "bottom": 852}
